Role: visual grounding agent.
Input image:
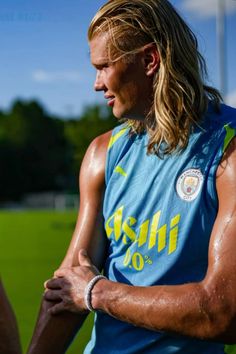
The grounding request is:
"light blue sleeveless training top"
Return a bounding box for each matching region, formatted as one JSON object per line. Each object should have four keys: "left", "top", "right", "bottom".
{"left": 84, "top": 103, "right": 236, "bottom": 354}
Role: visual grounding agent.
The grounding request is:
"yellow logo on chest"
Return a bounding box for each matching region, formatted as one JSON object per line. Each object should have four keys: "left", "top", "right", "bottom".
{"left": 105, "top": 206, "right": 181, "bottom": 255}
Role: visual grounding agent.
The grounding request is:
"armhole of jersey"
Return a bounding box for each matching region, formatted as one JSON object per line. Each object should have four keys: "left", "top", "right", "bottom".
{"left": 105, "top": 124, "right": 129, "bottom": 186}
{"left": 209, "top": 123, "right": 236, "bottom": 202}
{"left": 105, "top": 134, "right": 113, "bottom": 186}
{"left": 222, "top": 124, "right": 236, "bottom": 153}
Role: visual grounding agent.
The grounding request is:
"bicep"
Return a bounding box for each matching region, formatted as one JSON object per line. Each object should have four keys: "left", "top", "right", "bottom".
{"left": 60, "top": 195, "right": 107, "bottom": 271}
{"left": 59, "top": 132, "right": 111, "bottom": 270}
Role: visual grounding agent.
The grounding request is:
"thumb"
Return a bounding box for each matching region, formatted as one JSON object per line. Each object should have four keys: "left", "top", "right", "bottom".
{"left": 78, "top": 249, "right": 92, "bottom": 266}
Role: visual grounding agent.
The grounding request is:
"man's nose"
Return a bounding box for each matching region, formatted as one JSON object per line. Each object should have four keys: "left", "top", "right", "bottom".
{"left": 94, "top": 72, "right": 105, "bottom": 91}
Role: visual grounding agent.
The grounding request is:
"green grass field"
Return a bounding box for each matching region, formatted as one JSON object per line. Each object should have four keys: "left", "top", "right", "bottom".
{"left": 0, "top": 210, "right": 235, "bottom": 354}
{"left": 0, "top": 210, "right": 93, "bottom": 354}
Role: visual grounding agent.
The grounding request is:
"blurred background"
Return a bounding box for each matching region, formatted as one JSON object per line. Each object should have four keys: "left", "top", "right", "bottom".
{"left": 0, "top": 0, "right": 235, "bottom": 353}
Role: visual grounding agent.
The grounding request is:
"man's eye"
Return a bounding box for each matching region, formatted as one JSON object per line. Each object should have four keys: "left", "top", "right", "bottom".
{"left": 94, "top": 62, "right": 111, "bottom": 71}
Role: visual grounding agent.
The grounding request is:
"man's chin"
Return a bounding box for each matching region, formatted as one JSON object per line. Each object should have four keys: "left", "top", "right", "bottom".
{"left": 112, "top": 110, "right": 126, "bottom": 121}
{"left": 113, "top": 108, "right": 144, "bottom": 122}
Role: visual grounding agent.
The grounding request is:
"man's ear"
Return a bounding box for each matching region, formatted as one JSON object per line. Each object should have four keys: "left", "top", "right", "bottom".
{"left": 142, "top": 43, "right": 160, "bottom": 76}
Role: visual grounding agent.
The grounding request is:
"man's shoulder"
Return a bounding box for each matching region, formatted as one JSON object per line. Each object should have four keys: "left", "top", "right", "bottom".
{"left": 80, "top": 130, "right": 114, "bottom": 190}
{"left": 90, "top": 130, "right": 113, "bottom": 154}
{"left": 91, "top": 123, "right": 129, "bottom": 153}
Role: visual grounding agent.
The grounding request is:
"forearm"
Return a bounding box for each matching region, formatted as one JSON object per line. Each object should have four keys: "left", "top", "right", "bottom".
{"left": 28, "top": 299, "right": 87, "bottom": 354}
{"left": 93, "top": 279, "right": 235, "bottom": 343}
{"left": 0, "top": 283, "right": 21, "bottom": 354}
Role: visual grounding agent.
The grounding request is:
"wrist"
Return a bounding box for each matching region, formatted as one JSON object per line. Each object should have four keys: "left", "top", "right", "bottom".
{"left": 91, "top": 277, "right": 110, "bottom": 311}
{"left": 84, "top": 275, "right": 107, "bottom": 312}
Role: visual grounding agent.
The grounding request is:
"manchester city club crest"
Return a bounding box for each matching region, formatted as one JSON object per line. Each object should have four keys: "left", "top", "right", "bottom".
{"left": 176, "top": 169, "right": 204, "bottom": 202}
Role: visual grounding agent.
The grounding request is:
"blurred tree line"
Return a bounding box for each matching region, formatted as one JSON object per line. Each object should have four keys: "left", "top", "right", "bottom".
{"left": 0, "top": 100, "right": 117, "bottom": 202}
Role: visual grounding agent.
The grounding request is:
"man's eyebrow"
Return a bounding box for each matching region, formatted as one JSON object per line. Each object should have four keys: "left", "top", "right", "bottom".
{"left": 91, "top": 56, "right": 110, "bottom": 65}
{"left": 91, "top": 61, "right": 109, "bottom": 70}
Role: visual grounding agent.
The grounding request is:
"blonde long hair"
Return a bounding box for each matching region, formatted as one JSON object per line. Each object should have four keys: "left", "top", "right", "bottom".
{"left": 88, "top": 0, "right": 222, "bottom": 155}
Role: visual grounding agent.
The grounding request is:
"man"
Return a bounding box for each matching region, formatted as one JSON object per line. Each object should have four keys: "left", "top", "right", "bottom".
{"left": 0, "top": 280, "right": 21, "bottom": 354}
{"left": 28, "top": 0, "right": 236, "bottom": 353}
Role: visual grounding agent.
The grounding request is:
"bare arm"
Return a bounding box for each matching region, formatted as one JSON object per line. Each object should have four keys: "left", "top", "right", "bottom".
{"left": 0, "top": 280, "right": 22, "bottom": 354}
{"left": 27, "top": 131, "right": 111, "bottom": 354}
{"left": 46, "top": 138, "right": 236, "bottom": 344}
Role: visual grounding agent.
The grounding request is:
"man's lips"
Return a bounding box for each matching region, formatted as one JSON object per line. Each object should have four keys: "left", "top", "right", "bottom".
{"left": 107, "top": 98, "right": 115, "bottom": 107}
{"left": 105, "top": 95, "right": 115, "bottom": 107}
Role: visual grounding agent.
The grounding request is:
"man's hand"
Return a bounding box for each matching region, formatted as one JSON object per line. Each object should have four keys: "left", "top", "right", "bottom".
{"left": 44, "top": 250, "right": 100, "bottom": 315}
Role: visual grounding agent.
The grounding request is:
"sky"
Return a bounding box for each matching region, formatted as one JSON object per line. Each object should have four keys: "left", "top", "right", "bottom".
{"left": 0, "top": 0, "right": 236, "bottom": 118}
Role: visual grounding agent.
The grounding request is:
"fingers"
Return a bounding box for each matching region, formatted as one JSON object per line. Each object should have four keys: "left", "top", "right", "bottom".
{"left": 44, "top": 279, "right": 49, "bottom": 289}
{"left": 45, "top": 277, "right": 63, "bottom": 290}
{"left": 54, "top": 268, "right": 67, "bottom": 278}
{"left": 48, "top": 302, "right": 66, "bottom": 315}
{"left": 44, "top": 289, "right": 62, "bottom": 302}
